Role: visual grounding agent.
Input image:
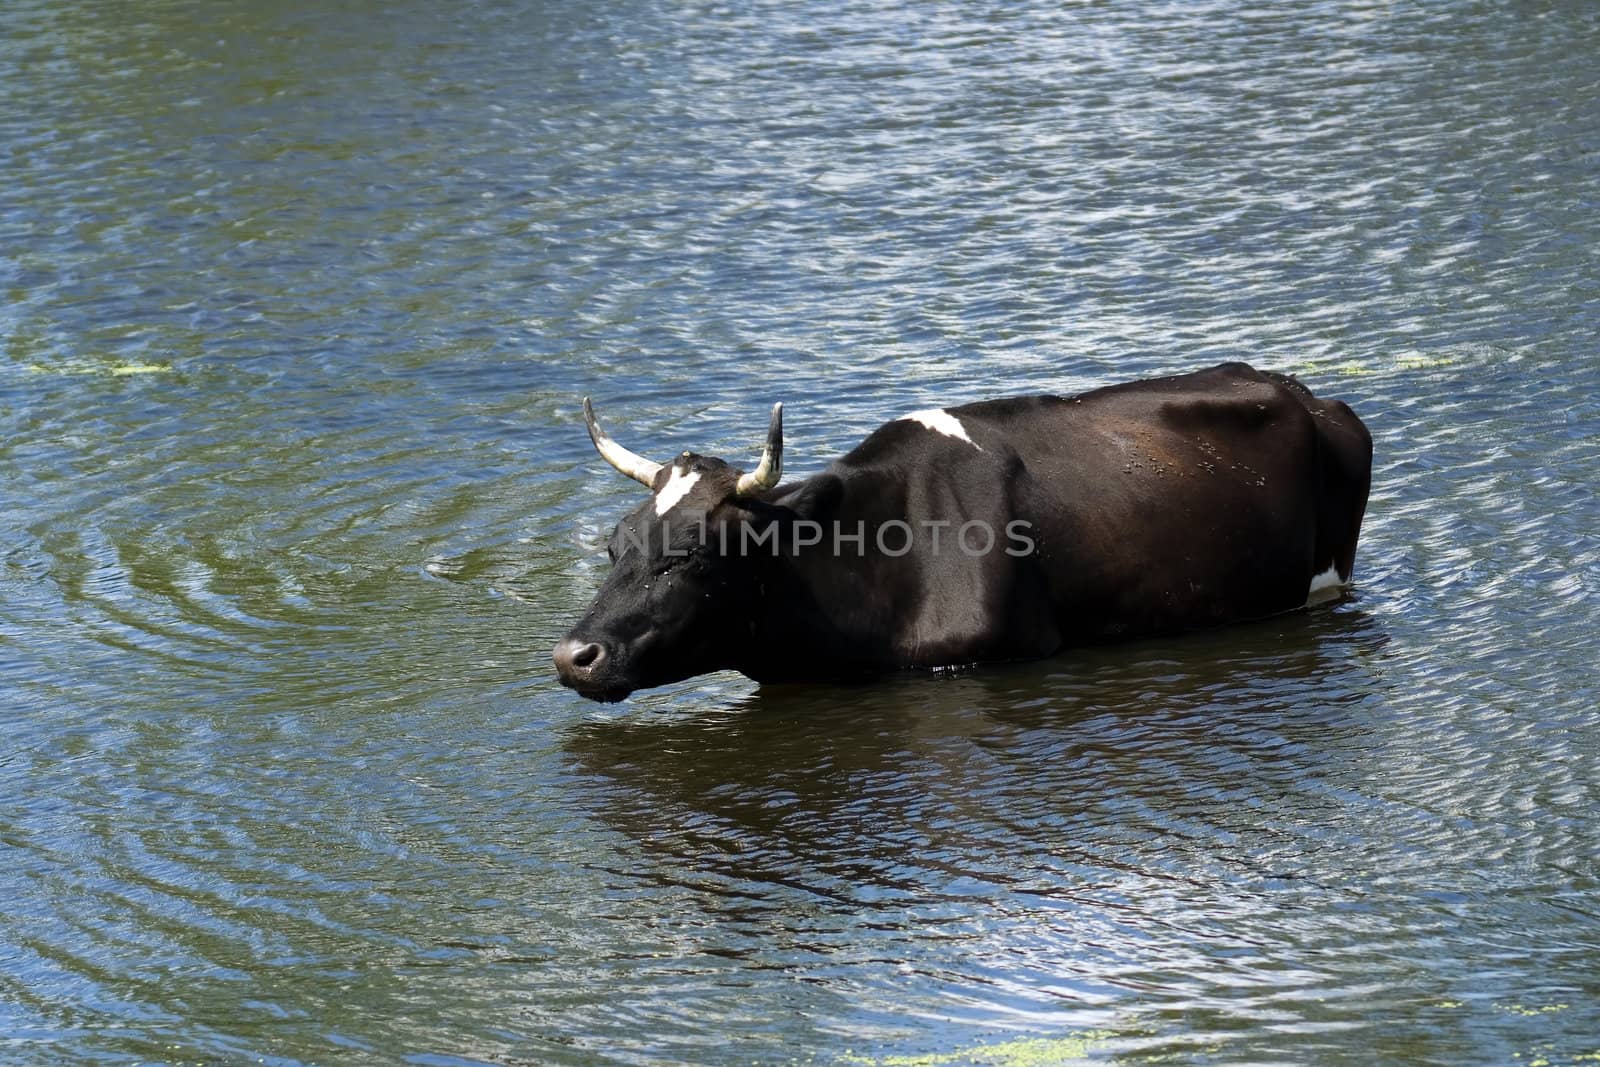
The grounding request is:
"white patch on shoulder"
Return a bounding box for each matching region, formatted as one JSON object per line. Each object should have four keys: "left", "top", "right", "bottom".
{"left": 898, "top": 408, "right": 982, "bottom": 449}
{"left": 653, "top": 465, "right": 702, "bottom": 516}
{"left": 1305, "top": 563, "right": 1348, "bottom": 606}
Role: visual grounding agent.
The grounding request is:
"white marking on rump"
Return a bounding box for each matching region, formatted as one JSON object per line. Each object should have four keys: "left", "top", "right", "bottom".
{"left": 1305, "top": 562, "right": 1348, "bottom": 606}
{"left": 898, "top": 408, "right": 982, "bottom": 449}
{"left": 654, "top": 466, "right": 702, "bottom": 516}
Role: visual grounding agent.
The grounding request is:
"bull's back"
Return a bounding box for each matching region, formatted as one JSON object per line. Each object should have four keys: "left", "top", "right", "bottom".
{"left": 956, "top": 363, "right": 1370, "bottom": 641}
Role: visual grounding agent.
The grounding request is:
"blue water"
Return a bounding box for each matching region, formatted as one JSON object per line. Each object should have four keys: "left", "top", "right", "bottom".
{"left": 3, "top": 1, "right": 1598, "bottom": 1063}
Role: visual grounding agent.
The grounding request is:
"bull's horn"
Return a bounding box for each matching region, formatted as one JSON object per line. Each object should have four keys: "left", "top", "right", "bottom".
{"left": 583, "top": 397, "right": 663, "bottom": 488}
{"left": 735, "top": 402, "right": 783, "bottom": 497}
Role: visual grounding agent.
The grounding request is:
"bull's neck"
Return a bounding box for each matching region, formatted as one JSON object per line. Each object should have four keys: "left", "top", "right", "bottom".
{"left": 732, "top": 469, "right": 899, "bottom": 684}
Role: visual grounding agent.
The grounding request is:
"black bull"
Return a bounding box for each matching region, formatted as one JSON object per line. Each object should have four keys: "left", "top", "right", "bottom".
{"left": 554, "top": 363, "right": 1372, "bottom": 702}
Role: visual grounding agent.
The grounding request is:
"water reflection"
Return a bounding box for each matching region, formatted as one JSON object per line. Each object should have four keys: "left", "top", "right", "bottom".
{"left": 555, "top": 608, "right": 1415, "bottom": 1054}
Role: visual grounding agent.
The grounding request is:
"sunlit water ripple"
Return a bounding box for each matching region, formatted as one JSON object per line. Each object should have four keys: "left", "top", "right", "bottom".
{"left": 2, "top": 0, "right": 1597, "bottom": 1064}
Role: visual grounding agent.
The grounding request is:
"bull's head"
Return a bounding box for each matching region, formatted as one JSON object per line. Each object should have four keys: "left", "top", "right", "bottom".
{"left": 553, "top": 399, "right": 784, "bottom": 701}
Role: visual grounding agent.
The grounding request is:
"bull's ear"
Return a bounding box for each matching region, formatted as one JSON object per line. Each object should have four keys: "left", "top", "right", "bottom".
{"left": 721, "top": 472, "right": 842, "bottom": 557}
{"left": 727, "top": 471, "right": 841, "bottom": 524}
{"left": 772, "top": 472, "right": 844, "bottom": 522}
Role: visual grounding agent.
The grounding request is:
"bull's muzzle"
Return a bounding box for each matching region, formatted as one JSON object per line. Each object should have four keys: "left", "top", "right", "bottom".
{"left": 553, "top": 637, "right": 628, "bottom": 701}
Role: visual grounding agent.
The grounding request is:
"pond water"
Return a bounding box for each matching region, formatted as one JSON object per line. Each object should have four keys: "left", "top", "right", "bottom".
{"left": 3, "top": 1, "right": 1597, "bottom": 1064}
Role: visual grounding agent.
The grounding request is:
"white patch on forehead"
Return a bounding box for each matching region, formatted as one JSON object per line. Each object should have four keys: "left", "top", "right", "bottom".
{"left": 898, "top": 408, "right": 982, "bottom": 449}
{"left": 653, "top": 465, "right": 702, "bottom": 516}
{"left": 1305, "top": 563, "right": 1348, "bottom": 607}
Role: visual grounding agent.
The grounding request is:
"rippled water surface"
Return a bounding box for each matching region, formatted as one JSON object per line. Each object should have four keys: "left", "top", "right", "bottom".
{"left": 4, "top": 1, "right": 1598, "bottom": 1063}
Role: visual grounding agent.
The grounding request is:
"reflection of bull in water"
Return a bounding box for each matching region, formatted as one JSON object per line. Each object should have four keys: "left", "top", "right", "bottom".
{"left": 564, "top": 604, "right": 1389, "bottom": 909}
{"left": 555, "top": 363, "right": 1371, "bottom": 702}
{"left": 560, "top": 607, "right": 1389, "bottom": 1058}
